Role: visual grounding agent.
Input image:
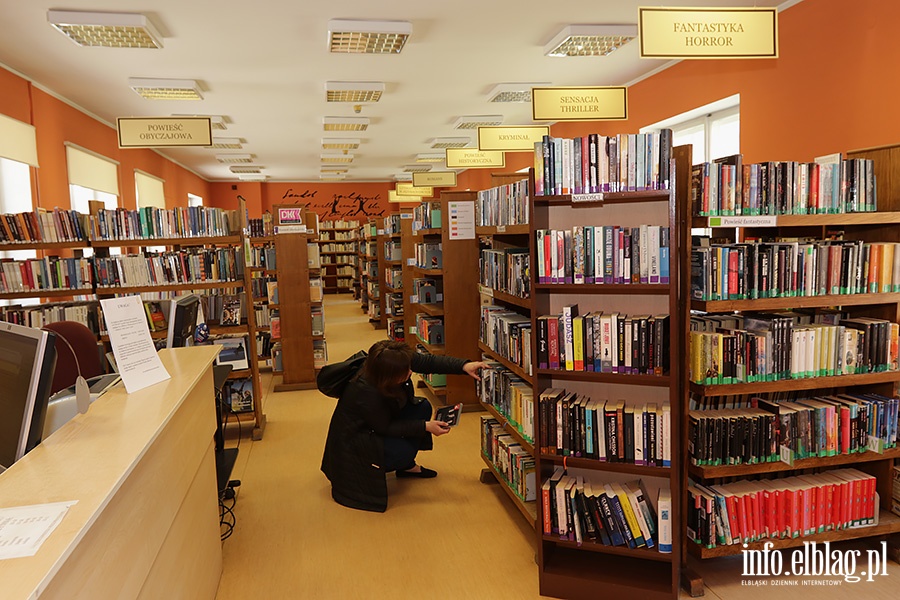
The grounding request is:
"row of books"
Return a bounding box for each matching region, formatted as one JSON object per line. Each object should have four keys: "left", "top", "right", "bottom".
{"left": 533, "top": 130, "right": 673, "bottom": 196}
{"left": 691, "top": 156, "right": 877, "bottom": 217}
{"left": 688, "top": 469, "right": 878, "bottom": 548}
{"left": 415, "top": 313, "right": 443, "bottom": 345}
{"left": 89, "top": 206, "right": 238, "bottom": 241}
{"left": 319, "top": 230, "right": 356, "bottom": 241}
{"left": 313, "top": 339, "right": 328, "bottom": 369}
{"left": 542, "top": 469, "right": 672, "bottom": 552}
{"left": 535, "top": 225, "right": 670, "bottom": 285}
{"left": 0, "top": 256, "right": 93, "bottom": 294}
{"left": 479, "top": 247, "right": 529, "bottom": 299}
{"left": 480, "top": 304, "right": 533, "bottom": 375}
{"left": 321, "top": 219, "right": 359, "bottom": 230}
{"left": 384, "top": 240, "right": 401, "bottom": 261}
{"left": 537, "top": 307, "right": 670, "bottom": 375}
{"left": 319, "top": 243, "right": 354, "bottom": 253}
{"left": 248, "top": 213, "right": 275, "bottom": 238}
{"left": 689, "top": 313, "right": 898, "bottom": 385}
{"left": 477, "top": 358, "right": 534, "bottom": 443}
{"left": 690, "top": 240, "right": 900, "bottom": 301}
{"left": 247, "top": 244, "right": 276, "bottom": 270}
{"left": 412, "top": 200, "right": 442, "bottom": 232}
{"left": 249, "top": 275, "right": 275, "bottom": 304}
{"left": 475, "top": 179, "right": 529, "bottom": 227}
{"left": 255, "top": 331, "right": 274, "bottom": 359}
{"left": 387, "top": 318, "right": 404, "bottom": 342}
{"left": 321, "top": 255, "right": 354, "bottom": 266}
{"left": 481, "top": 416, "right": 536, "bottom": 503}
{"left": 93, "top": 248, "right": 244, "bottom": 288}
{"left": 689, "top": 393, "right": 900, "bottom": 467}
{"left": 415, "top": 242, "right": 442, "bottom": 270}
{"left": 335, "top": 265, "right": 355, "bottom": 277}
{"left": 1, "top": 300, "right": 99, "bottom": 333}
{"left": 0, "top": 208, "right": 88, "bottom": 244}
{"left": 383, "top": 214, "right": 402, "bottom": 235}
{"left": 538, "top": 389, "right": 672, "bottom": 465}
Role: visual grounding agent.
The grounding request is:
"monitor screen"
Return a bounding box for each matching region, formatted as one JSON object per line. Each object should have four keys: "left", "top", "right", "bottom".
{"left": 0, "top": 322, "right": 57, "bottom": 473}
{"left": 166, "top": 294, "right": 201, "bottom": 349}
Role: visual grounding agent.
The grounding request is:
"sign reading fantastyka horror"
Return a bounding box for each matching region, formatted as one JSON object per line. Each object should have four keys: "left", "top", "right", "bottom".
{"left": 477, "top": 126, "right": 550, "bottom": 152}
{"left": 532, "top": 87, "right": 627, "bottom": 122}
{"left": 117, "top": 117, "right": 212, "bottom": 148}
{"left": 413, "top": 171, "right": 457, "bottom": 187}
{"left": 639, "top": 7, "right": 778, "bottom": 59}
{"left": 445, "top": 148, "right": 505, "bottom": 169}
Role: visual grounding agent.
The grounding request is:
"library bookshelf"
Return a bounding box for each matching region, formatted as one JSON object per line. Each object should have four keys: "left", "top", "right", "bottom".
{"left": 356, "top": 222, "right": 370, "bottom": 310}
{"left": 527, "top": 145, "right": 692, "bottom": 600}
{"left": 684, "top": 143, "right": 900, "bottom": 577}
{"left": 367, "top": 217, "right": 387, "bottom": 329}
{"left": 318, "top": 220, "right": 359, "bottom": 295}
{"left": 247, "top": 233, "right": 277, "bottom": 375}
{"left": 382, "top": 214, "right": 405, "bottom": 343}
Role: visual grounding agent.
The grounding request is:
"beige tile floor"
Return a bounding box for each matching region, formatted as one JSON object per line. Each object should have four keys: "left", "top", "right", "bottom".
{"left": 215, "top": 294, "right": 900, "bottom": 599}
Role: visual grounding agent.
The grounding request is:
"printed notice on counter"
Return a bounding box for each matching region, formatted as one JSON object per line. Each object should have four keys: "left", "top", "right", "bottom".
{"left": 448, "top": 201, "right": 475, "bottom": 240}
{"left": 0, "top": 501, "right": 77, "bottom": 560}
{"left": 100, "top": 295, "right": 171, "bottom": 393}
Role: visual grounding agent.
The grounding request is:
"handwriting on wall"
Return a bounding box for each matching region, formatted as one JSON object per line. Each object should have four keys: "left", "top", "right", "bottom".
{"left": 280, "top": 189, "right": 385, "bottom": 218}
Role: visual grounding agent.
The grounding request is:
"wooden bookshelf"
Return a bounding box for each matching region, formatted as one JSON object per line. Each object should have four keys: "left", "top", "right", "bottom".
{"left": 90, "top": 235, "right": 241, "bottom": 247}
{"left": 478, "top": 342, "right": 532, "bottom": 384}
{"left": 689, "top": 446, "right": 900, "bottom": 479}
{"left": 693, "top": 211, "right": 900, "bottom": 229}
{"left": 693, "top": 292, "right": 900, "bottom": 312}
{"left": 480, "top": 453, "right": 537, "bottom": 524}
{"left": 369, "top": 217, "right": 387, "bottom": 329}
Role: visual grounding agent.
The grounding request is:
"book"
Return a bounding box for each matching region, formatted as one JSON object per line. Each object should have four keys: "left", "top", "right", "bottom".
{"left": 143, "top": 300, "right": 167, "bottom": 332}
{"left": 224, "top": 377, "right": 254, "bottom": 412}
{"left": 220, "top": 295, "right": 242, "bottom": 326}
{"left": 213, "top": 336, "right": 250, "bottom": 371}
{"left": 435, "top": 403, "right": 463, "bottom": 427}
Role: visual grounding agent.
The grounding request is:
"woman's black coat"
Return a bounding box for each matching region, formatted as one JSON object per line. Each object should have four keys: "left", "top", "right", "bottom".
{"left": 321, "top": 352, "right": 468, "bottom": 512}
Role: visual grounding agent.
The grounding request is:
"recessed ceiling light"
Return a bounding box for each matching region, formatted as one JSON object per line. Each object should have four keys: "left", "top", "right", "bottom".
{"left": 47, "top": 10, "right": 163, "bottom": 48}
{"left": 322, "top": 138, "right": 361, "bottom": 150}
{"left": 320, "top": 173, "right": 347, "bottom": 180}
{"left": 229, "top": 165, "right": 263, "bottom": 174}
{"left": 321, "top": 167, "right": 349, "bottom": 174}
{"left": 129, "top": 78, "right": 202, "bottom": 100}
{"left": 429, "top": 137, "right": 470, "bottom": 149}
{"left": 328, "top": 19, "right": 411, "bottom": 54}
{"left": 486, "top": 82, "right": 550, "bottom": 103}
{"left": 210, "top": 137, "right": 243, "bottom": 149}
{"left": 453, "top": 115, "right": 503, "bottom": 129}
{"left": 325, "top": 81, "right": 384, "bottom": 103}
{"left": 403, "top": 164, "right": 432, "bottom": 173}
{"left": 173, "top": 114, "right": 227, "bottom": 129}
{"left": 238, "top": 174, "right": 268, "bottom": 182}
{"left": 323, "top": 116, "right": 370, "bottom": 131}
{"left": 394, "top": 173, "right": 413, "bottom": 181}
{"left": 216, "top": 154, "right": 254, "bottom": 163}
{"left": 321, "top": 153, "right": 354, "bottom": 164}
{"left": 545, "top": 25, "right": 638, "bottom": 57}
{"left": 415, "top": 153, "right": 445, "bottom": 163}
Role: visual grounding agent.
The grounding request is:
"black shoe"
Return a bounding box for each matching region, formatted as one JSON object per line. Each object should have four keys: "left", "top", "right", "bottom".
{"left": 396, "top": 466, "right": 437, "bottom": 478}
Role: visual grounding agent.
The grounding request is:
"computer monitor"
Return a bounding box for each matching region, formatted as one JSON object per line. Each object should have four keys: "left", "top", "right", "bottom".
{"left": 0, "top": 321, "right": 57, "bottom": 473}
{"left": 166, "top": 294, "right": 201, "bottom": 349}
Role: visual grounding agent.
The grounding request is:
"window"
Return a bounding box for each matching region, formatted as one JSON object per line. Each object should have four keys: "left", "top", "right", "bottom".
{"left": 642, "top": 95, "right": 740, "bottom": 164}
{"left": 187, "top": 193, "right": 203, "bottom": 207}
{"left": 135, "top": 171, "right": 166, "bottom": 209}
{"left": 65, "top": 144, "right": 119, "bottom": 213}
{"left": 0, "top": 157, "right": 37, "bottom": 305}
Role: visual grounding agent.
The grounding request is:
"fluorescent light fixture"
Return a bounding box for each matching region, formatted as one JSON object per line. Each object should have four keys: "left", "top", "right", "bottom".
{"left": 229, "top": 165, "right": 263, "bottom": 174}
{"left": 416, "top": 153, "right": 445, "bottom": 163}
{"left": 403, "top": 164, "right": 432, "bottom": 173}
{"left": 394, "top": 173, "right": 413, "bottom": 181}
{"left": 174, "top": 114, "right": 227, "bottom": 129}
{"left": 486, "top": 82, "right": 550, "bottom": 103}
{"left": 320, "top": 167, "right": 349, "bottom": 174}
{"left": 323, "top": 116, "right": 369, "bottom": 131}
{"left": 322, "top": 138, "right": 361, "bottom": 150}
{"left": 320, "top": 173, "right": 346, "bottom": 180}
{"left": 453, "top": 115, "right": 503, "bottom": 129}
{"left": 429, "top": 137, "right": 470, "bottom": 149}
{"left": 544, "top": 25, "right": 638, "bottom": 57}
{"left": 321, "top": 153, "right": 354, "bottom": 164}
{"left": 48, "top": 10, "right": 163, "bottom": 48}
{"left": 216, "top": 154, "right": 254, "bottom": 163}
{"left": 129, "top": 77, "right": 202, "bottom": 100}
{"left": 328, "top": 19, "right": 411, "bottom": 54}
{"left": 325, "top": 81, "right": 384, "bottom": 103}
{"left": 210, "top": 137, "right": 243, "bottom": 149}
{"left": 238, "top": 174, "right": 268, "bottom": 182}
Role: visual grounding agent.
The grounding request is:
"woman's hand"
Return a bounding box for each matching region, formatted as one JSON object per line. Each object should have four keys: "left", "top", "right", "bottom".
{"left": 425, "top": 420, "right": 451, "bottom": 436}
{"left": 463, "top": 361, "right": 489, "bottom": 380}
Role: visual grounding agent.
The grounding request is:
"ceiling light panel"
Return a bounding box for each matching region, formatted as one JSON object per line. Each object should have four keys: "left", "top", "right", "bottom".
{"left": 545, "top": 25, "right": 638, "bottom": 57}
{"left": 325, "top": 81, "right": 384, "bottom": 103}
{"left": 216, "top": 154, "right": 254, "bottom": 163}
{"left": 321, "top": 153, "right": 354, "bottom": 164}
{"left": 229, "top": 165, "right": 263, "bottom": 174}
{"left": 429, "top": 137, "right": 470, "bottom": 149}
{"left": 403, "top": 164, "right": 432, "bottom": 173}
{"left": 328, "top": 19, "right": 412, "bottom": 54}
{"left": 320, "top": 168, "right": 349, "bottom": 174}
{"left": 174, "top": 114, "right": 227, "bottom": 129}
{"left": 129, "top": 78, "right": 202, "bottom": 100}
{"left": 486, "top": 82, "right": 550, "bottom": 103}
{"left": 238, "top": 174, "right": 268, "bottom": 182}
{"left": 322, "top": 138, "right": 361, "bottom": 150}
{"left": 47, "top": 10, "right": 163, "bottom": 48}
{"left": 323, "top": 116, "right": 370, "bottom": 131}
{"left": 416, "top": 153, "right": 445, "bottom": 163}
{"left": 394, "top": 173, "right": 413, "bottom": 181}
{"left": 211, "top": 137, "right": 243, "bottom": 149}
{"left": 453, "top": 115, "right": 503, "bottom": 129}
{"left": 320, "top": 173, "right": 346, "bottom": 180}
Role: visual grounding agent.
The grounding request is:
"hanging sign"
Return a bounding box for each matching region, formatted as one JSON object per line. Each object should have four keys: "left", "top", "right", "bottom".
{"left": 413, "top": 171, "right": 457, "bottom": 187}
{"left": 639, "top": 7, "right": 778, "bottom": 59}
{"left": 117, "top": 117, "right": 212, "bottom": 148}
{"left": 396, "top": 182, "right": 433, "bottom": 197}
{"left": 532, "top": 87, "right": 627, "bottom": 122}
{"left": 445, "top": 148, "right": 506, "bottom": 169}
{"left": 476, "top": 126, "right": 550, "bottom": 151}
{"left": 389, "top": 190, "right": 421, "bottom": 203}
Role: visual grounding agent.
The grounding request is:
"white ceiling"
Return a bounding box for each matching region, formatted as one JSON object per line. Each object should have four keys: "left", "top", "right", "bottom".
{"left": 0, "top": 0, "right": 787, "bottom": 183}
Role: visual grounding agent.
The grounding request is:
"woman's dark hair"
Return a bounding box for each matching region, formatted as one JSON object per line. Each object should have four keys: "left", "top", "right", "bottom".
{"left": 363, "top": 340, "right": 415, "bottom": 398}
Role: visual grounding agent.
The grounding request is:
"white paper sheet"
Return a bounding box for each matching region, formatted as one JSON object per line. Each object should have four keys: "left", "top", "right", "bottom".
{"left": 100, "top": 296, "right": 171, "bottom": 393}
{"left": 0, "top": 501, "right": 77, "bottom": 560}
{"left": 447, "top": 201, "right": 475, "bottom": 240}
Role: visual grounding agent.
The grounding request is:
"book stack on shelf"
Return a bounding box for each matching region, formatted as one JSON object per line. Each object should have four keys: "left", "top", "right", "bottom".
{"left": 247, "top": 211, "right": 274, "bottom": 239}
{"left": 0, "top": 255, "right": 94, "bottom": 295}
{"left": 1, "top": 300, "right": 100, "bottom": 332}
{"left": 683, "top": 142, "right": 900, "bottom": 576}
{"left": 318, "top": 219, "right": 358, "bottom": 294}
{"left": 481, "top": 415, "right": 536, "bottom": 505}
{"left": 0, "top": 208, "right": 89, "bottom": 244}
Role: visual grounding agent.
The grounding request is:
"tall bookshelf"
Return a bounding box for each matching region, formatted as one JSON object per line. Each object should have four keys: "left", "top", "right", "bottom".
{"left": 382, "top": 213, "right": 405, "bottom": 342}
{"left": 684, "top": 144, "right": 900, "bottom": 583}
{"left": 473, "top": 173, "right": 536, "bottom": 526}
{"left": 366, "top": 217, "right": 387, "bottom": 329}
{"left": 318, "top": 220, "right": 358, "bottom": 295}
{"left": 408, "top": 191, "right": 481, "bottom": 408}
{"left": 356, "top": 222, "right": 370, "bottom": 310}
{"left": 247, "top": 212, "right": 277, "bottom": 376}
{"left": 527, "top": 143, "right": 691, "bottom": 600}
